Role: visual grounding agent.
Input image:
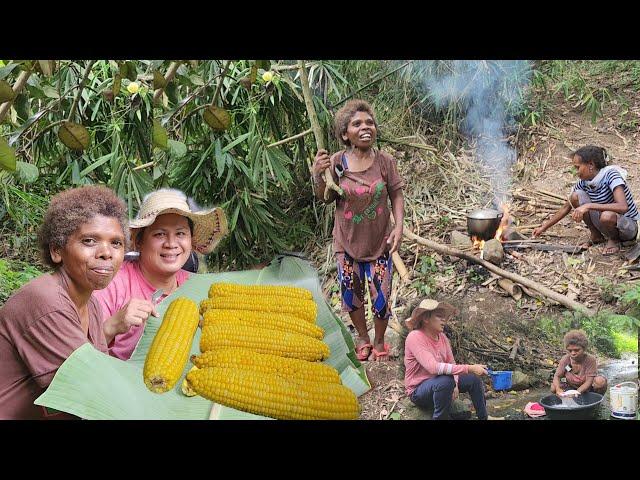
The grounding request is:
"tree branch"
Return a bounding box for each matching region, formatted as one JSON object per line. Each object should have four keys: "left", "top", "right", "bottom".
{"left": 67, "top": 60, "right": 96, "bottom": 122}
{"left": 211, "top": 60, "right": 231, "bottom": 106}
{"left": 267, "top": 128, "right": 313, "bottom": 148}
{"left": 0, "top": 68, "right": 34, "bottom": 124}
{"left": 153, "top": 61, "right": 181, "bottom": 104}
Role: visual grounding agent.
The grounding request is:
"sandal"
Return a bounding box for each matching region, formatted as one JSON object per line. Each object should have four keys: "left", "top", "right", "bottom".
{"left": 602, "top": 240, "right": 621, "bottom": 256}
{"left": 370, "top": 343, "right": 390, "bottom": 361}
{"left": 355, "top": 343, "right": 372, "bottom": 361}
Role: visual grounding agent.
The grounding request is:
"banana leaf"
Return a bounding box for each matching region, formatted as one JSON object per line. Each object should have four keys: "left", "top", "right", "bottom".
{"left": 35, "top": 256, "right": 370, "bottom": 419}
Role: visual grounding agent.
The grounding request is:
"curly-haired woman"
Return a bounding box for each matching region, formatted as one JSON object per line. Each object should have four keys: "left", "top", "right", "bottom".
{"left": 551, "top": 329, "right": 608, "bottom": 396}
{"left": 0, "top": 186, "right": 128, "bottom": 419}
{"left": 312, "top": 99, "right": 405, "bottom": 362}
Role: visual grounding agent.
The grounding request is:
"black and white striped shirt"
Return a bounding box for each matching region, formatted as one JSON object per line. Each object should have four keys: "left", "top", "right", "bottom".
{"left": 573, "top": 168, "right": 640, "bottom": 220}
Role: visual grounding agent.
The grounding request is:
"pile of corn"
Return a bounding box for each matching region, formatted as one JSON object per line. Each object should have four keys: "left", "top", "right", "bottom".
{"left": 185, "top": 282, "right": 359, "bottom": 420}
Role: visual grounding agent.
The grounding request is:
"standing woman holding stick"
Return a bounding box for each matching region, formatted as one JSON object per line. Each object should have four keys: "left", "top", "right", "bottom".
{"left": 312, "top": 99, "right": 405, "bottom": 362}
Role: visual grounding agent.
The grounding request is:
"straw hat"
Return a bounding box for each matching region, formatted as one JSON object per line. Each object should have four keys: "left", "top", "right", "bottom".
{"left": 409, "top": 299, "right": 459, "bottom": 328}
{"left": 129, "top": 188, "right": 228, "bottom": 254}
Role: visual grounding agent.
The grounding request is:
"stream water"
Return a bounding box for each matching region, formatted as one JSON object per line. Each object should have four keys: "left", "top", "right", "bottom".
{"left": 486, "top": 352, "right": 638, "bottom": 420}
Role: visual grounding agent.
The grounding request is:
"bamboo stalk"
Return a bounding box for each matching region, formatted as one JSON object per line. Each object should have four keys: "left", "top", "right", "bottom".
{"left": 267, "top": 128, "right": 313, "bottom": 148}
{"left": 67, "top": 60, "right": 96, "bottom": 122}
{"left": 297, "top": 60, "right": 343, "bottom": 200}
{"left": 403, "top": 228, "right": 595, "bottom": 316}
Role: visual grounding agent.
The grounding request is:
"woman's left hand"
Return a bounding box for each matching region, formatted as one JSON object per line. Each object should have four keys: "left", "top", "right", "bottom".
{"left": 387, "top": 227, "right": 403, "bottom": 254}
{"left": 571, "top": 205, "right": 589, "bottom": 222}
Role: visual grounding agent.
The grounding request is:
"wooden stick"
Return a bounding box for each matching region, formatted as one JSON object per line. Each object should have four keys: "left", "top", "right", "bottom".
{"left": 153, "top": 61, "right": 181, "bottom": 104}
{"left": 0, "top": 69, "right": 33, "bottom": 123}
{"left": 509, "top": 337, "right": 520, "bottom": 360}
{"left": 403, "top": 228, "right": 595, "bottom": 316}
{"left": 267, "top": 128, "right": 313, "bottom": 148}
{"left": 298, "top": 60, "right": 343, "bottom": 200}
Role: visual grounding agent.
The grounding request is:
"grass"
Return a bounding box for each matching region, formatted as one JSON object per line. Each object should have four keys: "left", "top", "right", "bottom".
{"left": 612, "top": 331, "right": 638, "bottom": 354}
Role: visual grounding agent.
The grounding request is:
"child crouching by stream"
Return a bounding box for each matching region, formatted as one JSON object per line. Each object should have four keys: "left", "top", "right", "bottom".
{"left": 551, "top": 329, "right": 608, "bottom": 397}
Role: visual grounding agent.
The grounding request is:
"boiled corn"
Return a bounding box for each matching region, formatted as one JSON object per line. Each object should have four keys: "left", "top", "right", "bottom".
{"left": 192, "top": 347, "right": 340, "bottom": 384}
{"left": 186, "top": 366, "right": 359, "bottom": 420}
{"left": 200, "top": 295, "right": 317, "bottom": 323}
{"left": 209, "top": 282, "right": 312, "bottom": 301}
{"left": 202, "top": 309, "right": 324, "bottom": 339}
{"left": 200, "top": 323, "right": 330, "bottom": 361}
{"left": 143, "top": 297, "right": 199, "bottom": 393}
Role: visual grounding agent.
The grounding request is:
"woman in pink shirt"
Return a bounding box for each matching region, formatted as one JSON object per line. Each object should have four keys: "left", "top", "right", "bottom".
{"left": 404, "top": 299, "right": 489, "bottom": 420}
{"left": 95, "top": 188, "right": 228, "bottom": 360}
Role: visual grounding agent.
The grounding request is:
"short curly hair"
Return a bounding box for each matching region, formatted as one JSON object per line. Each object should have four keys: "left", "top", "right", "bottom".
{"left": 563, "top": 329, "right": 589, "bottom": 350}
{"left": 38, "top": 185, "right": 129, "bottom": 268}
{"left": 334, "top": 99, "right": 377, "bottom": 146}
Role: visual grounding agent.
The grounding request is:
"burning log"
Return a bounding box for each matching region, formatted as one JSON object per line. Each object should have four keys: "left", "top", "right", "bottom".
{"left": 403, "top": 227, "right": 596, "bottom": 316}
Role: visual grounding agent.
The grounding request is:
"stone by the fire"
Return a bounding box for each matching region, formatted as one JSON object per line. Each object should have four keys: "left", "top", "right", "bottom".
{"left": 482, "top": 239, "right": 504, "bottom": 265}
{"left": 450, "top": 231, "right": 472, "bottom": 248}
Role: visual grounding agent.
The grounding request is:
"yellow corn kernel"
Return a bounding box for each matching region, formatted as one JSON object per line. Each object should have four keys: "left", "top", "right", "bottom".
{"left": 181, "top": 366, "right": 199, "bottom": 397}
{"left": 209, "top": 282, "right": 313, "bottom": 301}
{"left": 202, "top": 309, "right": 324, "bottom": 340}
{"left": 200, "top": 323, "right": 330, "bottom": 361}
{"left": 201, "top": 295, "right": 317, "bottom": 323}
{"left": 187, "top": 367, "right": 359, "bottom": 420}
{"left": 192, "top": 347, "right": 340, "bottom": 384}
{"left": 143, "top": 297, "right": 199, "bottom": 393}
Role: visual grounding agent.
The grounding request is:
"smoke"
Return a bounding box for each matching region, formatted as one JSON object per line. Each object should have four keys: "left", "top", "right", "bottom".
{"left": 423, "top": 60, "right": 532, "bottom": 206}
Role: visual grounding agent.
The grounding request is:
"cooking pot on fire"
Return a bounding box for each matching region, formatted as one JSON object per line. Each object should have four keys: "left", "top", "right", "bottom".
{"left": 466, "top": 208, "right": 503, "bottom": 241}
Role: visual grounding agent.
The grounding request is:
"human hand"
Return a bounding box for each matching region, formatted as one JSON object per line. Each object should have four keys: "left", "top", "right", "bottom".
{"left": 387, "top": 226, "right": 403, "bottom": 254}
{"left": 560, "top": 389, "right": 581, "bottom": 397}
{"left": 452, "top": 386, "right": 459, "bottom": 401}
{"left": 312, "top": 149, "right": 331, "bottom": 177}
{"left": 571, "top": 205, "right": 589, "bottom": 222}
{"left": 469, "top": 364, "right": 488, "bottom": 376}
{"left": 112, "top": 298, "right": 158, "bottom": 336}
{"left": 532, "top": 226, "right": 545, "bottom": 238}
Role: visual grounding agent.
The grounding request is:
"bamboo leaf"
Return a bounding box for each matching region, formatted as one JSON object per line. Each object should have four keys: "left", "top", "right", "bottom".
{"left": 152, "top": 119, "right": 168, "bottom": 150}
{"left": 79, "top": 152, "right": 115, "bottom": 176}
{"left": 13, "top": 161, "right": 39, "bottom": 184}
{"left": 168, "top": 139, "right": 187, "bottom": 159}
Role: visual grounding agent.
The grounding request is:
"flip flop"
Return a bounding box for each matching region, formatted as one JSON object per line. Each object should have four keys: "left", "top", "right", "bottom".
{"left": 602, "top": 242, "right": 621, "bottom": 256}
{"left": 355, "top": 343, "right": 372, "bottom": 361}
{"left": 370, "top": 343, "right": 390, "bottom": 361}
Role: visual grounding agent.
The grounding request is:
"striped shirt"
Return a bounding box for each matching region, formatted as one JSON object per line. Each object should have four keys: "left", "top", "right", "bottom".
{"left": 404, "top": 329, "right": 469, "bottom": 396}
{"left": 573, "top": 168, "right": 640, "bottom": 221}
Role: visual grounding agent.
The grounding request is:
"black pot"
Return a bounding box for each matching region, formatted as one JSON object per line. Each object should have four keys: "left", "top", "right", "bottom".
{"left": 466, "top": 209, "right": 503, "bottom": 241}
{"left": 539, "top": 392, "right": 604, "bottom": 420}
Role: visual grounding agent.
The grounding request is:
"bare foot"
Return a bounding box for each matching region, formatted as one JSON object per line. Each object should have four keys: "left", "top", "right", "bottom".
{"left": 602, "top": 239, "right": 621, "bottom": 255}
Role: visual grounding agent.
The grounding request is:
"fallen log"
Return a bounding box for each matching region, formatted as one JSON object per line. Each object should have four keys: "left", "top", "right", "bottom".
{"left": 403, "top": 227, "right": 596, "bottom": 316}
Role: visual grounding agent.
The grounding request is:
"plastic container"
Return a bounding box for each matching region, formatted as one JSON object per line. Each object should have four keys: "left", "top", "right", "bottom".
{"left": 610, "top": 382, "right": 638, "bottom": 420}
{"left": 489, "top": 370, "right": 513, "bottom": 391}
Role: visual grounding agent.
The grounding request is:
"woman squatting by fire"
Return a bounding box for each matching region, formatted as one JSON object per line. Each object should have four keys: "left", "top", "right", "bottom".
{"left": 533, "top": 145, "right": 640, "bottom": 255}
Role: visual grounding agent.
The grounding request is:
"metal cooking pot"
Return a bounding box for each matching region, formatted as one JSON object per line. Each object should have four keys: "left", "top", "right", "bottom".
{"left": 466, "top": 208, "right": 503, "bottom": 241}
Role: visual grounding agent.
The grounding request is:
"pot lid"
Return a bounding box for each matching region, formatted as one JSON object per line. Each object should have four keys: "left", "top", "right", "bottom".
{"left": 467, "top": 208, "right": 502, "bottom": 219}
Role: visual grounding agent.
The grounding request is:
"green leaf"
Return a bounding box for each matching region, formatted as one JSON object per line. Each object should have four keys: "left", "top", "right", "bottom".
{"left": 0, "top": 63, "right": 19, "bottom": 80}
{"left": 42, "top": 85, "right": 60, "bottom": 99}
{"left": 152, "top": 119, "right": 168, "bottom": 150}
{"left": 0, "top": 79, "right": 15, "bottom": 102}
{"left": 125, "top": 61, "right": 137, "bottom": 81}
{"left": 58, "top": 122, "right": 90, "bottom": 151}
{"left": 13, "top": 161, "right": 39, "bottom": 183}
{"left": 79, "top": 152, "right": 115, "bottom": 176}
{"left": 153, "top": 70, "right": 167, "bottom": 90}
{"left": 0, "top": 137, "right": 17, "bottom": 172}
{"left": 256, "top": 60, "right": 271, "bottom": 70}
{"left": 215, "top": 140, "right": 225, "bottom": 178}
{"left": 389, "top": 412, "right": 401, "bottom": 420}
{"left": 168, "top": 139, "right": 187, "bottom": 159}
{"left": 13, "top": 93, "right": 29, "bottom": 122}
{"left": 221, "top": 132, "right": 250, "bottom": 154}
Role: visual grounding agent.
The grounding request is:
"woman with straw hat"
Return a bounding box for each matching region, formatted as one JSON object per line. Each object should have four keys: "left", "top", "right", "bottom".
{"left": 95, "top": 188, "right": 227, "bottom": 361}
{"left": 404, "top": 298, "right": 489, "bottom": 420}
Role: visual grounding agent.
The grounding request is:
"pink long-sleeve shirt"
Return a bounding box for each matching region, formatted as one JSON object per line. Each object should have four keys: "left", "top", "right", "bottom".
{"left": 404, "top": 329, "right": 469, "bottom": 397}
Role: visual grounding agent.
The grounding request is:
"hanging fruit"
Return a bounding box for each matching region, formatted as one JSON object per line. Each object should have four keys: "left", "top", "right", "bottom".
{"left": 203, "top": 105, "right": 231, "bottom": 132}
{"left": 58, "top": 121, "right": 90, "bottom": 151}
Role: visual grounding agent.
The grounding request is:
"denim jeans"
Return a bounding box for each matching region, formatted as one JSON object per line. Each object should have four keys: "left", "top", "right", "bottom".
{"left": 410, "top": 374, "right": 488, "bottom": 420}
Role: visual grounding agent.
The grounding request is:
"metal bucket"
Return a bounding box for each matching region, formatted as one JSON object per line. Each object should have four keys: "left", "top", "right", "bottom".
{"left": 610, "top": 381, "right": 638, "bottom": 420}
{"left": 466, "top": 209, "right": 503, "bottom": 241}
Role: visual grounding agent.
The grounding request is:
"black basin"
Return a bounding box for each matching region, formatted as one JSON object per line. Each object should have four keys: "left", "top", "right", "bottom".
{"left": 539, "top": 392, "right": 604, "bottom": 420}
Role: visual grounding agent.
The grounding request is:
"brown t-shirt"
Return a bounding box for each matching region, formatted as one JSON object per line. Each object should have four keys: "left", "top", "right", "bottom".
{"left": 314, "top": 149, "right": 404, "bottom": 261}
{"left": 555, "top": 353, "right": 598, "bottom": 388}
{"left": 0, "top": 270, "right": 108, "bottom": 419}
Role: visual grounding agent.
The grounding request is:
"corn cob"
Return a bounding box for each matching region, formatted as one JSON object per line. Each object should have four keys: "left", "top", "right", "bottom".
{"left": 209, "top": 282, "right": 313, "bottom": 301}
{"left": 200, "top": 295, "right": 317, "bottom": 323}
{"left": 202, "top": 309, "right": 324, "bottom": 340}
{"left": 143, "top": 297, "right": 199, "bottom": 393}
{"left": 200, "top": 323, "right": 330, "bottom": 361}
{"left": 192, "top": 347, "right": 340, "bottom": 384}
{"left": 186, "top": 366, "right": 359, "bottom": 420}
{"left": 181, "top": 366, "right": 199, "bottom": 397}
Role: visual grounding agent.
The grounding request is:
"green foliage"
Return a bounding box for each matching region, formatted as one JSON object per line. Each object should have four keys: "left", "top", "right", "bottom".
{"left": 0, "top": 258, "right": 41, "bottom": 305}
{"left": 411, "top": 254, "right": 439, "bottom": 296}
